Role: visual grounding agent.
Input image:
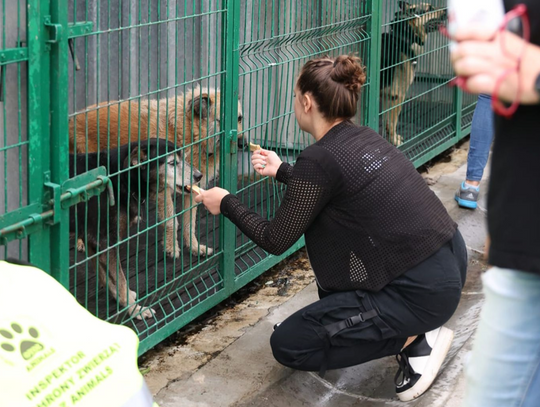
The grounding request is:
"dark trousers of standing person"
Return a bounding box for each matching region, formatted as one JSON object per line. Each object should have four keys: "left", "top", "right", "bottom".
{"left": 270, "top": 230, "right": 467, "bottom": 374}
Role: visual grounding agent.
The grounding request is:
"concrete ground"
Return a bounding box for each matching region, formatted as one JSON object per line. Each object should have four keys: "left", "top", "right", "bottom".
{"left": 141, "top": 141, "right": 490, "bottom": 407}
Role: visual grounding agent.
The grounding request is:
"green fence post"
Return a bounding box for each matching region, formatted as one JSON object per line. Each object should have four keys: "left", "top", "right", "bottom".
{"left": 454, "top": 86, "right": 463, "bottom": 142}
{"left": 221, "top": 0, "right": 241, "bottom": 296}
{"left": 26, "top": 0, "right": 52, "bottom": 271}
{"left": 48, "top": 0, "right": 70, "bottom": 287}
{"left": 367, "top": 0, "right": 382, "bottom": 131}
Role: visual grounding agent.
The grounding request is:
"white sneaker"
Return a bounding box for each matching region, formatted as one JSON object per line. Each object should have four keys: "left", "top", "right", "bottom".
{"left": 394, "top": 326, "right": 454, "bottom": 402}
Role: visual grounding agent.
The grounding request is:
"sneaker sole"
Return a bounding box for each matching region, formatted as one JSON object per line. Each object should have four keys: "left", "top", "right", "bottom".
{"left": 455, "top": 195, "right": 478, "bottom": 209}
{"left": 396, "top": 327, "right": 454, "bottom": 402}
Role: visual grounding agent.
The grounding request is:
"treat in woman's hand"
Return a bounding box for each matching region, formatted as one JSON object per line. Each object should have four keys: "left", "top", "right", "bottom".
{"left": 249, "top": 142, "right": 262, "bottom": 152}
{"left": 187, "top": 185, "right": 201, "bottom": 195}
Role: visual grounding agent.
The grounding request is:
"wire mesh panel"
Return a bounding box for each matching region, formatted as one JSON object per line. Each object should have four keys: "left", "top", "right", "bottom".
{"left": 461, "top": 91, "right": 478, "bottom": 131}
{"left": 66, "top": 0, "right": 229, "bottom": 348}
{"left": 378, "top": 0, "right": 463, "bottom": 166}
{"left": 0, "top": 1, "right": 29, "bottom": 261}
{"left": 63, "top": 0, "right": 374, "bottom": 351}
{"left": 0, "top": 0, "right": 478, "bottom": 355}
{"left": 233, "top": 0, "right": 371, "bottom": 281}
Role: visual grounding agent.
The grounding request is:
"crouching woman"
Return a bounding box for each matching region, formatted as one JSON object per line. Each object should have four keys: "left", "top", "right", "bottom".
{"left": 196, "top": 55, "right": 467, "bottom": 402}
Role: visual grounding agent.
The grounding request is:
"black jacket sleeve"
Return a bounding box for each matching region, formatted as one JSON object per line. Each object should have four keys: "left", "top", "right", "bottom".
{"left": 220, "top": 148, "right": 338, "bottom": 255}
{"left": 276, "top": 162, "right": 294, "bottom": 184}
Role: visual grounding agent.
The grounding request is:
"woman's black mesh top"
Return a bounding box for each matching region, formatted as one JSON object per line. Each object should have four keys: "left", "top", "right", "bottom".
{"left": 221, "top": 121, "right": 457, "bottom": 292}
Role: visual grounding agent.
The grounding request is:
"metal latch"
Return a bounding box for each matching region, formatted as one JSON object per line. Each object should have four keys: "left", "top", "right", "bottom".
{"left": 44, "top": 17, "right": 92, "bottom": 68}
{"left": 44, "top": 16, "right": 63, "bottom": 44}
{"left": 67, "top": 21, "right": 94, "bottom": 70}
{"left": 0, "top": 167, "right": 113, "bottom": 245}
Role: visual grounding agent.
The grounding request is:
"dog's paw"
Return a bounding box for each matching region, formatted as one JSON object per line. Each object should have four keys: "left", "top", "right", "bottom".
{"left": 131, "top": 215, "right": 143, "bottom": 224}
{"left": 193, "top": 244, "right": 213, "bottom": 257}
{"left": 165, "top": 241, "right": 181, "bottom": 258}
{"left": 137, "top": 306, "right": 156, "bottom": 320}
{"left": 77, "top": 239, "right": 85, "bottom": 252}
{"left": 129, "top": 304, "right": 156, "bottom": 320}
{"left": 392, "top": 134, "right": 404, "bottom": 146}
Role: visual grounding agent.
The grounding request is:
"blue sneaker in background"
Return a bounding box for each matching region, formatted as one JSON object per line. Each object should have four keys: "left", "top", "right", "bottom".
{"left": 455, "top": 182, "right": 480, "bottom": 209}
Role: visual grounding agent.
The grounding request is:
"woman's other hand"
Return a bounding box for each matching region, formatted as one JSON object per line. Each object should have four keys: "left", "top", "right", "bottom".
{"left": 194, "top": 187, "right": 230, "bottom": 215}
{"left": 251, "top": 149, "right": 283, "bottom": 178}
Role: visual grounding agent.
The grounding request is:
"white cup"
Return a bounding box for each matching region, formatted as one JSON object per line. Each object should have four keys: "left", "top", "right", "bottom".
{"left": 448, "top": 0, "right": 505, "bottom": 50}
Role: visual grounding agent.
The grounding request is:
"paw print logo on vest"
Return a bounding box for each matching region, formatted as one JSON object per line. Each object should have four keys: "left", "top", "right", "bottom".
{"left": 0, "top": 323, "right": 44, "bottom": 361}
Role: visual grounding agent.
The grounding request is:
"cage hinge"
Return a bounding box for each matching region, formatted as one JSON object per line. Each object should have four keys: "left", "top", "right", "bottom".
{"left": 227, "top": 129, "right": 238, "bottom": 154}
{"left": 0, "top": 167, "right": 112, "bottom": 245}
{"left": 43, "top": 16, "right": 63, "bottom": 45}
{"left": 45, "top": 181, "right": 62, "bottom": 225}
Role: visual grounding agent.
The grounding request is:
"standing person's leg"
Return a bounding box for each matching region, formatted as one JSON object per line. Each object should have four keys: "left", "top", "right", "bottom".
{"left": 463, "top": 268, "right": 540, "bottom": 407}
{"left": 466, "top": 94, "right": 494, "bottom": 185}
{"left": 456, "top": 94, "right": 494, "bottom": 209}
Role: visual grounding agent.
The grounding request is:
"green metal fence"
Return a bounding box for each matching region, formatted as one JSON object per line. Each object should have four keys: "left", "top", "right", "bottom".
{"left": 0, "top": 0, "right": 472, "bottom": 355}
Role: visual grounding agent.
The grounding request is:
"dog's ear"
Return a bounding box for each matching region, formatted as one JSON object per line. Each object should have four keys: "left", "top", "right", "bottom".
{"left": 203, "top": 137, "right": 216, "bottom": 157}
{"left": 188, "top": 93, "right": 212, "bottom": 119}
{"left": 398, "top": 1, "right": 412, "bottom": 11}
{"left": 126, "top": 146, "right": 148, "bottom": 168}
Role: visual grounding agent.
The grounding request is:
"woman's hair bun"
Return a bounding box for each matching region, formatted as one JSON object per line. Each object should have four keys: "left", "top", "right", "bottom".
{"left": 330, "top": 54, "right": 366, "bottom": 93}
{"left": 297, "top": 54, "right": 366, "bottom": 120}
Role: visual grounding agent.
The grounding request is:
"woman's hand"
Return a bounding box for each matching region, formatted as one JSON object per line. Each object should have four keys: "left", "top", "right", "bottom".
{"left": 194, "top": 187, "right": 230, "bottom": 215}
{"left": 451, "top": 27, "right": 540, "bottom": 104}
{"left": 251, "top": 149, "right": 282, "bottom": 178}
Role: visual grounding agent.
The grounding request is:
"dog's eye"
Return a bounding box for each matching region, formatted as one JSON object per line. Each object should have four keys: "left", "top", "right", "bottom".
{"left": 238, "top": 115, "right": 243, "bottom": 123}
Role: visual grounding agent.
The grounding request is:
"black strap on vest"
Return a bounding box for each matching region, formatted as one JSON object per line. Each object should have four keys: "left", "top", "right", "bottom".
{"left": 318, "top": 308, "right": 379, "bottom": 377}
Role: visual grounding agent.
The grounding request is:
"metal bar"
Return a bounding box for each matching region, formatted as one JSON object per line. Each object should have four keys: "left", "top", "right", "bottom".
{"left": 0, "top": 175, "right": 110, "bottom": 242}
{"left": 0, "top": 65, "right": 3, "bottom": 102}
{"left": 454, "top": 86, "right": 463, "bottom": 143}
{"left": 0, "top": 203, "right": 42, "bottom": 231}
{"left": 67, "top": 21, "right": 93, "bottom": 39}
{"left": 0, "top": 47, "right": 28, "bottom": 65}
{"left": 460, "top": 124, "right": 473, "bottom": 140}
{"left": 26, "top": 0, "right": 51, "bottom": 271}
{"left": 0, "top": 212, "right": 50, "bottom": 243}
{"left": 220, "top": 0, "right": 240, "bottom": 295}
{"left": 48, "top": 0, "right": 70, "bottom": 287}
{"left": 366, "top": 0, "right": 381, "bottom": 131}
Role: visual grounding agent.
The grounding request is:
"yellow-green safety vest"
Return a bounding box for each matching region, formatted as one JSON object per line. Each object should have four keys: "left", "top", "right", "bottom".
{"left": 0, "top": 260, "right": 159, "bottom": 407}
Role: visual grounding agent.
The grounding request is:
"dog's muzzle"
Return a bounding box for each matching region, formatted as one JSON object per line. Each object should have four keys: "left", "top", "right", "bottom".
{"left": 426, "top": 9, "right": 447, "bottom": 31}
{"left": 237, "top": 137, "right": 248, "bottom": 150}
